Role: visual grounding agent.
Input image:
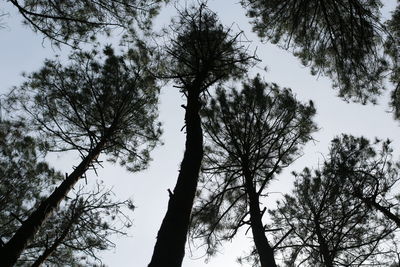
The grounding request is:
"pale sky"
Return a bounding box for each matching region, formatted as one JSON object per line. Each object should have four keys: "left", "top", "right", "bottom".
{"left": 1, "top": 1, "right": 399, "bottom": 266}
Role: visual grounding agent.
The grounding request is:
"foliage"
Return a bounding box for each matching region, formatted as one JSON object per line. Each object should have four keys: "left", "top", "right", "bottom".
{"left": 242, "top": 0, "right": 388, "bottom": 104}
{"left": 18, "top": 184, "right": 134, "bottom": 267}
{"left": 268, "top": 134, "right": 400, "bottom": 266}
{"left": 0, "top": 121, "right": 134, "bottom": 266}
{"left": 7, "top": 45, "right": 162, "bottom": 172}
{"left": 0, "top": 120, "right": 62, "bottom": 246}
{"left": 190, "top": 75, "right": 317, "bottom": 259}
{"left": 385, "top": 4, "right": 400, "bottom": 119}
{"left": 269, "top": 167, "right": 395, "bottom": 266}
{"left": 326, "top": 135, "right": 400, "bottom": 225}
{"left": 159, "top": 3, "right": 256, "bottom": 94}
{"left": 8, "top": 0, "right": 166, "bottom": 46}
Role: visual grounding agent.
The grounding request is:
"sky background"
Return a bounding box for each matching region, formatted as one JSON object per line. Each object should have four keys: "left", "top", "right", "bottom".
{"left": 1, "top": 0, "right": 399, "bottom": 266}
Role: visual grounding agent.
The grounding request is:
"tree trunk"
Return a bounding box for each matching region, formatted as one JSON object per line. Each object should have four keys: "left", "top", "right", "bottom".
{"left": 30, "top": 213, "right": 78, "bottom": 267}
{"left": 0, "top": 140, "right": 105, "bottom": 266}
{"left": 148, "top": 90, "right": 203, "bottom": 267}
{"left": 314, "top": 218, "right": 334, "bottom": 267}
{"left": 243, "top": 167, "right": 277, "bottom": 267}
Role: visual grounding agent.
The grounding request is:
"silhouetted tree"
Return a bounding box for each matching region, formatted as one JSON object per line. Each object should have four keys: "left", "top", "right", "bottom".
{"left": 0, "top": 45, "right": 161, "bottom": 266}
{"left": 269, "top": 167, "right": 395, "bottom": 266}
{"left": 6, "top": 0, "right": 165, "bottom": 46}
{"left": 326, "top": 135, "right": 400, "bottom": 227}
{"left": 241, "top": 0, "right": 388, "bottom": 104}
{"left": 22, "top": 184, "right": 134, "bottom": 267}
{"left": 148, "top": 4, "right": 255, "bottom": 267}
{"left": 190, "top": 76, "right": 316, "bottom": 267}
{"left": 0, "top": 121, "right": 135, "bottom": 266}
{"left": 0, "top": 120, "right": 63, "bottom": 248}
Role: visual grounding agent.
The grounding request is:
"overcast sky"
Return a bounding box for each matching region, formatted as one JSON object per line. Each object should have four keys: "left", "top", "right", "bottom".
{"left": 1, "top": 1, "right": 399, "bottom": 266}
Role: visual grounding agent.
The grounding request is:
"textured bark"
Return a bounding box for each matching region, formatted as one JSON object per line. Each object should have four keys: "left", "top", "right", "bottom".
{"left": 148, "top": 90, "right": 203, "bottom": 267}
{"left": 243, "top": 166, "right": 277, "bottom": 267}
{"left": 0, "top": 140, "right": 106, "bottom": 266}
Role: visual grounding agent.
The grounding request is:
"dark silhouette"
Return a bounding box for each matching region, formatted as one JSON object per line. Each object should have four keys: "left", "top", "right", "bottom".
{"left": 7, "top": 0, "right": 164, "bottom": 46}
{"left": 0, "top": 121, "right": 135, "bottom": 266}
{"left": 326, "top": 135, "right": 400, "bottom": 227}
{"left": 0, "top": 120, "right": 64, "bottom": 251}
{"left": 190, "top": 76, "right": 316, "bottom": 267}
{"left": 241, "top": 0, "right": 387, "bottom": 104}
{"left": 269, "top": 166, "right": 395, "bottom": 266}
{"left": 148, "top": 4, "right": 255, "bottom": 267}
{"left": 0, "top": 46, "right": 161, "bottom": 266}
{"left": 27, "top": 184, "right": 134, "bottom": 266}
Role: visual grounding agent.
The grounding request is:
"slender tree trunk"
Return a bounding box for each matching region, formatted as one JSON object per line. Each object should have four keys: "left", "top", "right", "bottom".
{"left": 243, "top": 166, "right": 277, "bottom": 267}
{"left": 30, "top": 212, "right": 79, "bottom": 267}
{"left": 314, "top": 218, "right": 334, "bottom": 267}
{"left": 148, "top": 90, "right": 203, "bottom": 267}
{"left": 0, "top": 140, "right": 106, "bottom": 266}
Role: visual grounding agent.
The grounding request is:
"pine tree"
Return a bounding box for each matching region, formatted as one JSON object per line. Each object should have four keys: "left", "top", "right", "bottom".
{"left": 0, "top": 121, "right": 135, "bottom": 266}
{"left": 0, "top": 45, "right": 161, "bottom": 266}
{"left": 190, "top": 76, "right": 316, "bottom": 267}
{"left": 7, "top": 0, "right": 165, "bottom": 46}
{"left": 148, "top": 4, "right": 255, "bottom": 266}
{"left": 269, "top": 167, "right": 395, "bottom": 266}
{"left": 326, "top": 135, "right": 400, "bottom": 227}
{"left": 241, "top": 0, "right": 388, "bottom": 104}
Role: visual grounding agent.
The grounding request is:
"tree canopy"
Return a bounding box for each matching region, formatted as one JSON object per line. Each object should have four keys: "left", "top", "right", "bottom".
{"left": 324, "top": 135, "right": 400, "bottom": 227}
{"left": 2, "top": 1, "right": 400, "bottom": 266}
{"left": 242, "top": 0, "right": 388, "bottom": 104}
{"left": 191, "top": 75, "right": 316, "bottom": 266}
{"left": 270, "top": 167, "right": 395, "bottom": 266}
{"left": 0, "top": 121, "right": 135, "bottom": 266}
{"left": 7, "top": 0, "right": 166, "bottom": 46}
{"left": 0, "top": 44, "right": 162, "bottom": 266}
{"left": 268, "top": 135, "right": 400, "bottom": 266}
{"left": 8, "top": 45, "right": 162, "bottom": 172}
{"left": 148, "top": 4, "right": 255, "bottom": 267}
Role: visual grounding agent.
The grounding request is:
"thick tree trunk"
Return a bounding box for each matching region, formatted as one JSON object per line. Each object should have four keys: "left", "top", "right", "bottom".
{"left": 0, "top": 140, "right": 105, "bottom": 266}
{"left": 243, "top": 167, "right": 277, "bottom": 267}
{"left": 148, "top": 90, "right": 203, "bottom": 267}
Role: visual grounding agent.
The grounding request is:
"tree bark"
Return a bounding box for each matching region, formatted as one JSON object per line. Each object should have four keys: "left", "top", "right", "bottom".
{"left": 243, "top": 166, "right": 277, "bottom": 267}
{"left": 0, "top": 140, "right": 106, "bottom": 266}
{"left": 148, "top": 90, "right": 203, "bottom": 267}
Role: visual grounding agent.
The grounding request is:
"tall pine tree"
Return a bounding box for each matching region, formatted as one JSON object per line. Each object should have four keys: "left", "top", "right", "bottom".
{"left": 148, "top": 4, "right": 255, "bottom": 266}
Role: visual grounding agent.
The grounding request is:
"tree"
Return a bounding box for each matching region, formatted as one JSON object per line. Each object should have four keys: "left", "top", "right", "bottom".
{"left": 385, "top": 4, "right": 400, "bottom": 119}
{"left": 326, "top": 135, "right": 400, "bottom": 227}
{"left": 21, "top": 184, "right": 134, "bottom": 267}
{"left": 0, "top": 45, "right": 161, "bottom": 266}
{"left": 6, "top": 0, "right": 165, "bottom": 46}
{"left": 241, "top": 0, "right": 389, "bottom": 104}
{"left": 190, "top": 76, "right": 316, "bottom": 267}
{"left": 0, "top": 120, "right": 63, "bottom": 248}
{"left": 269, "top": 167, "right": 396, "bottom": 266}
{"left": 148, "top": 4, "right": 255, "bottom": 267}
{"left": 0, "top": 121, "right": 135, "bottom": 266}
